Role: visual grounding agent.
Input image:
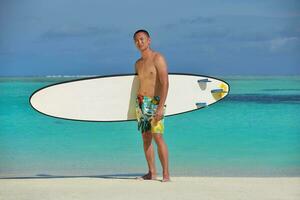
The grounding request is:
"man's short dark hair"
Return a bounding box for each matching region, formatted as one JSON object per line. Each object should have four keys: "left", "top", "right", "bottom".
{"left": 133, "top": 29, "right": 150, "bottom": 40}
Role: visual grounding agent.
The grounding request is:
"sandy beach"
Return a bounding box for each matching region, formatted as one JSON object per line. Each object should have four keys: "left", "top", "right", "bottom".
{"left": 1, "top": 176, "right": 300, "bottom": 200}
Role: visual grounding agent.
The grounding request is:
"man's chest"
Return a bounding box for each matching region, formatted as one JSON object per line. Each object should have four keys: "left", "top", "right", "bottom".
{"left": 137, "top": 61, "right": 157, "bottom": 79}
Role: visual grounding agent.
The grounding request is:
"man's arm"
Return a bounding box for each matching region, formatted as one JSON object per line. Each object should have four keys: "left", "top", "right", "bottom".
{"left": 154, "top": 53, "right": 169, "bottom": 111}
{"left": 134, "top": 61, "right": 138, "bottom": 75}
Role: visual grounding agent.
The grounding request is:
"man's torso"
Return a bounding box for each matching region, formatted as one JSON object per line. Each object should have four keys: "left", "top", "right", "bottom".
{"left": 136, "top": 52, "right": 161, "bottom": 97}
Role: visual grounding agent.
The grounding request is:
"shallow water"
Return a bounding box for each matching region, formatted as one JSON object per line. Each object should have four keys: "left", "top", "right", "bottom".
{"left": 0, "top": 76, "right": 300, "bottom": 177}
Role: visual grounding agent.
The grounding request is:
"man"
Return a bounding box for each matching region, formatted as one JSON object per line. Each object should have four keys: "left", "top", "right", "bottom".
{"left": 133, "top": 29, "right": 170, "bottom": 182}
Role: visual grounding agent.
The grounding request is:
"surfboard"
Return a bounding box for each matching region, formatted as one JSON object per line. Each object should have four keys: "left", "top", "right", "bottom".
{"left": 29, "top": 73, "right": 230, "bottom": 122}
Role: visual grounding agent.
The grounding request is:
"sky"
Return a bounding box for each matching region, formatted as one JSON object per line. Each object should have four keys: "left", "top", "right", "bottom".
{"left": 0, "top": 0, "right": 299, "bottom": 76}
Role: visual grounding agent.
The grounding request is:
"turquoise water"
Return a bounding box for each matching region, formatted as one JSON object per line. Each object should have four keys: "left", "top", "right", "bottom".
{"left": 0, "top": 76, "right": 300, "bottom": 178}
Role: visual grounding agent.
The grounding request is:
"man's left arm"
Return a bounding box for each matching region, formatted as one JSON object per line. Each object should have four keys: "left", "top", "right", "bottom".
{"left": 154, "top": 53, "right": 169, "bottom": 121}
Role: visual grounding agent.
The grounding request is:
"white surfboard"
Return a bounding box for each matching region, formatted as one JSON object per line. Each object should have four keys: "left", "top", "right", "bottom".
{"left": 29, "top": 73, "right": 230, "bottom": 122}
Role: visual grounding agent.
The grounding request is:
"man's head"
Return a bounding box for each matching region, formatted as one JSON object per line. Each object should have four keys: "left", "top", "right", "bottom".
{"left": 133, "top": 29, "right": 151, "bottom": 51}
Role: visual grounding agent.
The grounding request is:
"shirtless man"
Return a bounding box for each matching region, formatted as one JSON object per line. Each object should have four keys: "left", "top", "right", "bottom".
{"left": 133, "top": 29, "right": 170, "bottom": 182}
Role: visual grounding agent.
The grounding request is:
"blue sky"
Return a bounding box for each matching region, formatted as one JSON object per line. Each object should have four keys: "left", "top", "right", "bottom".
{"left": 0, "top": 0, "right": 299, "bottom": 76}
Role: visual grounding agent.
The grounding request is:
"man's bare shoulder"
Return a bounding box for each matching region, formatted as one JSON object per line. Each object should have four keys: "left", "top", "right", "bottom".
{"left": 153, "top": 52, "right": 167, "bottom": 68}
{"left": 153, "top": 52, "right": 165, "bottom": 61}
{"left": 135, "top": 58, "right": 143, "bottom": 66}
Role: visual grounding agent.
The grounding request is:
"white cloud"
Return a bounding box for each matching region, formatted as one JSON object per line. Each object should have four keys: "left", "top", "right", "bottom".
{"left": 41, "top": 26, "right": 118, "bottom": 39}
{"left": 270, "top": 37, "right": 299, "bottom": 52}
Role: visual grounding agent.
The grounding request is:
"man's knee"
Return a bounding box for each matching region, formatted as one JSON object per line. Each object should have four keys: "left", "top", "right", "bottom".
{"left": 152, "top": 133, "right": 164, "bottom": 144}
{"left": 142, "top": 131, "right": 152, "bottom": 144}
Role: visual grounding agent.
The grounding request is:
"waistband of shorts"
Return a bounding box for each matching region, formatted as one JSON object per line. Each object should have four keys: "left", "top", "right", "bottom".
{"left": 137, "top": 94, "right": 160, "bottom": 99}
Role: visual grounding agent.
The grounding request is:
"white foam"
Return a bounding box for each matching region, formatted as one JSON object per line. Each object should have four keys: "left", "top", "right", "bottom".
{"left": 45, "top": 75, "right": 99, "bottom": 78}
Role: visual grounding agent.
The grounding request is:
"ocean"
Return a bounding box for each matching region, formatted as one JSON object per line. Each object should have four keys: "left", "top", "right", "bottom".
{"left": 0, "top": 76, "right": 300, "bottom": 178}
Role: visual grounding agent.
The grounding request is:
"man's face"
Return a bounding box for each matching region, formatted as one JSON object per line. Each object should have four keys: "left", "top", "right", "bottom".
{"left": 134, "top": 32, "right": 151, "bottom": 51}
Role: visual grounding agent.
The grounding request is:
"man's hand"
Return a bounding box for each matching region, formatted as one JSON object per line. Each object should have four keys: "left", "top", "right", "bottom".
{"left": 153, "top": 107, "right": 164, "bottom": 124}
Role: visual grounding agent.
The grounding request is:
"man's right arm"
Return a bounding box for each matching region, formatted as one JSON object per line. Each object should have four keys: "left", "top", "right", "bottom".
{"left": 134, "top": 60, "right": 139, "bottom": 75}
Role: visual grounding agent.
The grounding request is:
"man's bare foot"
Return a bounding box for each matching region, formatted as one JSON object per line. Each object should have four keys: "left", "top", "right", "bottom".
{"left": 161, "top": 174, "right": 171, "bottom": 182}
{"left": 136, "top": 172, "right": 157, "bottom": 180}
{"left": 161, "top": 177, "right": 171, "bottom": 182}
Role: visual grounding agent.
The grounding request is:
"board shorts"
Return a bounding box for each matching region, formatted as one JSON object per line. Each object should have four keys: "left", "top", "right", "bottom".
{"left": 135, "top": 94, "right": 166, "bottom": 134}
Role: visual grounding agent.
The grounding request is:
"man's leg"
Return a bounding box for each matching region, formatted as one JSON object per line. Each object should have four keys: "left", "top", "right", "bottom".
{"left": 152, "top": 133, "right": 170, "bottom": 182}
{"left": 139, "top": 131, "right": 157, "bottom": 180}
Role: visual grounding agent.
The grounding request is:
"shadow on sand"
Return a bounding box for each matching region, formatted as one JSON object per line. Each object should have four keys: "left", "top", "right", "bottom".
{"left": 0, "top": 173, "right": 146, "bottom": 180}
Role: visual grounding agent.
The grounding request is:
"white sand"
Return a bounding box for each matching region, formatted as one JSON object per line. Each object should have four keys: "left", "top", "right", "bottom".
{"left": 1, "top": 177, "right": 300, "bottom": 200}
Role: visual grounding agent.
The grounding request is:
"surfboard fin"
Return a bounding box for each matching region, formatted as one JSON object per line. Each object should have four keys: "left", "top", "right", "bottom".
{"left": 196, "top": 102, "right": 207, "bottom": 108}
{"left": 211, "top": 88, "right": 228, "bottom": 93}
{"left": 197, "top": 78, "right": 211, "bottom": 83}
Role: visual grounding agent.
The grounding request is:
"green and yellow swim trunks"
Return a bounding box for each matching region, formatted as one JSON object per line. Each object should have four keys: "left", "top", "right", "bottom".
{"left": 135, "top": 94, "right": 166, "bottom": 134}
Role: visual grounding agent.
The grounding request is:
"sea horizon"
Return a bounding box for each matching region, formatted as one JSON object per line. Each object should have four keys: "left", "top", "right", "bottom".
{"left": 1, "top": 74, "right": 300, "bottom": 78}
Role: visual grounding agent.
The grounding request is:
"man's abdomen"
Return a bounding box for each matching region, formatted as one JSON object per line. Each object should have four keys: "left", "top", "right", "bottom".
{"left": 138, "top": 80, "right": 160, "bottom": 97}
